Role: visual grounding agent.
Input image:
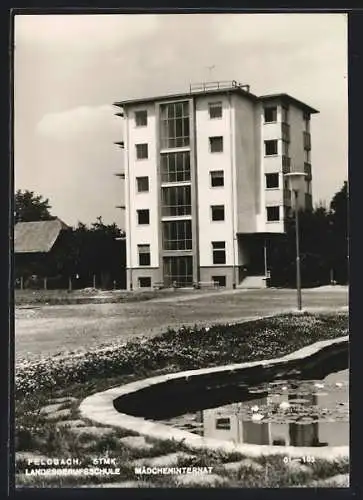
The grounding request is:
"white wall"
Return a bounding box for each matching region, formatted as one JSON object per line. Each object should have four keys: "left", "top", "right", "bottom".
{"left": 233, "top": 94, "right": 259, "bottom": 235}
{"left": 195, "top": 95, "right": 234, "bottom": 267}
{"left": 124, "top": 103, "right": 159, "bottom": 268}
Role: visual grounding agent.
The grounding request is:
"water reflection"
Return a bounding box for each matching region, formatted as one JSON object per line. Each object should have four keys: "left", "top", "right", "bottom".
{"left": 161, "top": 370, "right": 349, "bottom": 448}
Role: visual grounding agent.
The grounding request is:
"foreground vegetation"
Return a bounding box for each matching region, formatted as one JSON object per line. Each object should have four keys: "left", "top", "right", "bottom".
{"left": 16, "top": 311, "right": 349, "bottom": 488}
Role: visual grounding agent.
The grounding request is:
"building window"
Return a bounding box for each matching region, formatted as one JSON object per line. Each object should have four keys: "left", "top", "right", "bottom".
{"left": 211, "top": 205, "right": 225, "bottom": 221}
{"left": 209, "top": 136, "right": 224, "bottom": 153}
{"left": 282, "top": 139, "right": 289, "bottom": 157}
{"left": 216, "top": 417, "right": 231, "bottom": 430}
{"left": 264, "top": 106, "right": 277, "bottom": 123}
{"left": 136, "top": 176, "right": 149, "bottom": 193}
{"left": 210, "top": 170, "right": 224, "bottom": 187}
{"left": 136, "top": 143, "right": 148, "bottom": 160}
{"left": 265, "top": 173, "right": 279, "bottom": 189}
{"left": 303, "top": 131, "right": 311, "bottom": 151}
{"left": 138, "top": 277, "right": 151, "bottom": 288}
{"left": 266, "top": 206, "right": 280, "bottom": 222}
{"left": 160, "top": 101, "right": 190, "bottom": 149}
{"left": 282, "top": 106, "right": 289, "bottom": 123}
{"left": 212, "top": 241, "right": 226, "bottom": 265}
{"left": 135, "top": 110, "right": 147, "bottom": 127}
{"left": 161, "top": 185, "right": 191, "bottom": 217}
{"left": 306, "top": 180, "right": 312, "bottom": 195}
{"left": 138, "top": 244, "right": 150, "bottom": 266}
{"left": 163, "top": 220, "right": 192, "bottom": 250}
{"left": 161, "top": 151, "right": 190, "bottom": 183}
{"left": 137, "top": 209, "right": 150, "bottom": 225}
{"left": 163, "top": 256, "right": 193, "bottom": 287}
{"left": 212, "top": 275, "right": 226, "bottom": 287}
{"left": 264, "top": 140, "right": 278, "bottom": 156}
{"left": 209, "top": 102, "right": 223, "bottom": 119}
{"left": 304, "top": 149, "right": 311, "bottom": 163}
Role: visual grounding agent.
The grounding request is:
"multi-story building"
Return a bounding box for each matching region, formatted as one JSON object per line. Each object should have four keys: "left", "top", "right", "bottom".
{"left": 114, "top": 81, "right": 318, "bottom": 290}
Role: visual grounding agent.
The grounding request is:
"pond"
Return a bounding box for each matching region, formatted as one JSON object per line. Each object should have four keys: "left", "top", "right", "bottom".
{"left": 149, "top": 369, "right": 349, "bottom": 448}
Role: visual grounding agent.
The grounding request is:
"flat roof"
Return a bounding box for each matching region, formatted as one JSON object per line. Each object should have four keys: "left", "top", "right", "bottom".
{"left": 259, "top": 93, "right": 319, "bottom": 114}
{"left": 114, "top": 86, "right": 319, "bottom": 114}
{"left": 114, "top": 86, "right": 258, "bottom": 108}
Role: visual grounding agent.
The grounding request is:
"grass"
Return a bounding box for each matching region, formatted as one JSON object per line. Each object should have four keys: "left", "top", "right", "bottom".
{"left": 15, "top": 311, "right": 349, "bottom": 488}
{"left": 15, "top": 288, "right": 193, "bottom": 306}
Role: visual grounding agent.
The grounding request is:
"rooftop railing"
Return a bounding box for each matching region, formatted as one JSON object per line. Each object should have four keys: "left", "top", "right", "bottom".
{"left": 189, "top": 80, "right": 250, "bottom": 94}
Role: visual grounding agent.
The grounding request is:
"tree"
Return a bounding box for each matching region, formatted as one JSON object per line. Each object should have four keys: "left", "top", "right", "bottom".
{"left": 15, "top": 190, "right": 53, "bottom": 223}
{"left": 329, "top": 181, "right": 348, "bottom": 284}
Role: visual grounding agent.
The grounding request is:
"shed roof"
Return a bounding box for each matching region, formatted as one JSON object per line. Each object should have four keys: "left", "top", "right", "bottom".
{"left": 14, "top": 218, "right": 69, "bottom": 254}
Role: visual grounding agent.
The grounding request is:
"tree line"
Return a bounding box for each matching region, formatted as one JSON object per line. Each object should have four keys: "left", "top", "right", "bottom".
{"left": 14, "top": 190, "right": 126, "bottom": 289}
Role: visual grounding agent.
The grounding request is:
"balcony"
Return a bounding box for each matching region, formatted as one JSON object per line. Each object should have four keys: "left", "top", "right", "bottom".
{"left": 304, "top": 162, "right": 312, "bottom": 180}
{"left": 282, "top": 156, "right": 291, "bottom": 174}
{"left": 303, "top": 132, "right": 311, "bottom": 151}
{"left": 282, "top": 122, "right": 290, "bottom": 142}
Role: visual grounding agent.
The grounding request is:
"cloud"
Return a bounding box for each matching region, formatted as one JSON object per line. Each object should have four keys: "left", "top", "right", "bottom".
{"left": 212, "top": 13, "right": 347, "bottom": 48}
{"left": 15, "top": 14, "right": 159, "bottom": 51}
{"left": 36, "top": 105, "right": 122, "bottom": 142}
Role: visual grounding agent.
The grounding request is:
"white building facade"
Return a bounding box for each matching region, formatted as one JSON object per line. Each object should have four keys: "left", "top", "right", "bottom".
{"left": 114, "top": 81, "right": 318, "bottom": 290}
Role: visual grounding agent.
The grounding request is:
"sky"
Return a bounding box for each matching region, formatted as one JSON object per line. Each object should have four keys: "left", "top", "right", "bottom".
{"left": 14, "top": 13, "right": 348, "bottom": 230}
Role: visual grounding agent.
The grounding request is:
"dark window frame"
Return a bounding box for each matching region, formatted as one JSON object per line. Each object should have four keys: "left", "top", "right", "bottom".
{"left": 209, "top": 102, "right": 223, "bottom": 119}
{"left": 136, "top": 176, "right": 149, "bottom": 193}
{"left": 211, "top": 205, "right": 225, "bottom": 221}
{"left": 137, "top": 209, "right": 150, "bottom": 225}
{"left": 210, "top": 170, "right": 224, "bottom": 187}
{"left": 265, "top": 173, "right": 279, "bottom": 189}
{"left": 209, "top": 136, "right": 224, "bottom": 153}
{"left": 136, "top": 143, "right": 148, "bottom": 160}
{"left": 212, "top": 241, "right": 226, "bottom": 265}
{"left": 264, "top": 106, "right": 277, "bottom": 123}
{"left": 266, "top": 206, "right": 280, "bottom": 222}
{"left": 138, "top": 244, "right": 151, "bottom": 266}
{"left": 138, "top": 277, "right": 151, "bottom": 288}
{"left": 135, "top": 110, "right": 148, "bottom": 127}
{"left": 264, "top": 140, "right": 278, "bottom": 156}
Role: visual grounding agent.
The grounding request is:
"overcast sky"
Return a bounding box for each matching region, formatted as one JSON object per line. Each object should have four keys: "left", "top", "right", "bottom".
{"left": 14, "top": 13, "right": 347, "bottom": 229}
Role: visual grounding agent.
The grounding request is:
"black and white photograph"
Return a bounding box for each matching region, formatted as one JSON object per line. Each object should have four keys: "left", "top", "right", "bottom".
{"left": 14, "top": 11, "right": 349, "bottom": 489}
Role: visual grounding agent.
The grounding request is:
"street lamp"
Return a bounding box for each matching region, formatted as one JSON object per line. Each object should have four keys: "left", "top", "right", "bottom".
{"left": 284, "top": 172, "right": 307, "bottom": 311}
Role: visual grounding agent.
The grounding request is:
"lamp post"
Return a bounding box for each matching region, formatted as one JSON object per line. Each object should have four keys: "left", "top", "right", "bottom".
{"left": 284, "top": 172, "right": 307, "bottom": 311}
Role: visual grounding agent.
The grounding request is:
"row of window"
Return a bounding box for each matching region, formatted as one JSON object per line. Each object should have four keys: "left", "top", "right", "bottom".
{"left": 134, "top": 136, "right": 224, "bottom": 160}
{"left": 135, "top": 136, "right": 310, "bottom": 161}
{"left": 135, "top": 204, "right": 225, "bottom": 223}
{"left": 135, "top": 170, "right": 224, "bottom": 193}
{"left": 264, "top": 134, "right": 311, "bottom": 156}
{"left": 135, "top": 105, "right": 310, "bottom": 128}
{"left": 136, "top": 241, "right": 227, "bottom": 266}
{"left": 136, "top": 275, "right": 227, "bottom": 288}
{"left": 134, "top": 102, "right": 223, "bottom": 130}
{"left": 264, "top": 106, "right": 310, "bottom": 125}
